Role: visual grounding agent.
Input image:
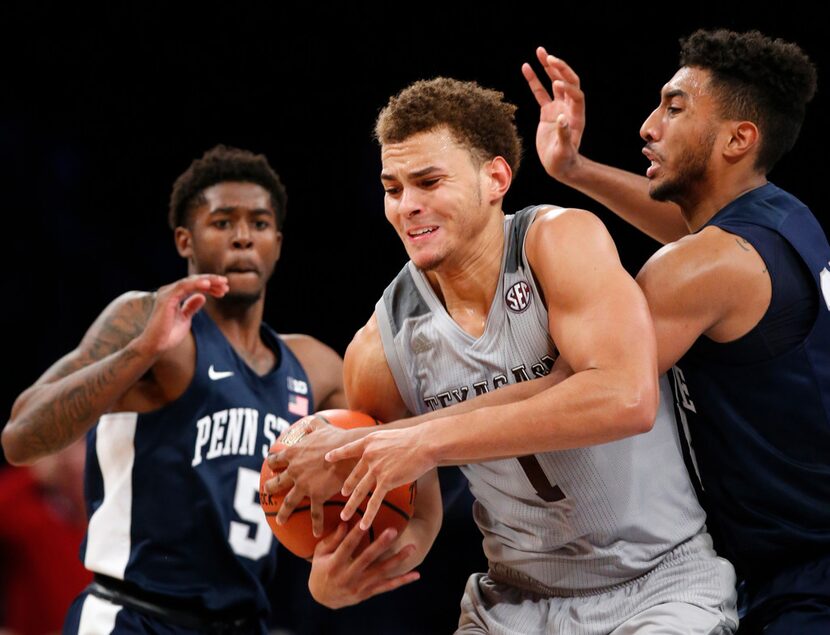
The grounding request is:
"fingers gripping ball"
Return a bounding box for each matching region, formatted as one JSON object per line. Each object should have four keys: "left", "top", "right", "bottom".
{"left": 259, "top": 409, "right": 417, "bottom": 559}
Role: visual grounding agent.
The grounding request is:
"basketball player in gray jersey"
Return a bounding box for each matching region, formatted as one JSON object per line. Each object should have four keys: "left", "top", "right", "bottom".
{"left": 275, "top": 78, "right": 737, "bottom": 632}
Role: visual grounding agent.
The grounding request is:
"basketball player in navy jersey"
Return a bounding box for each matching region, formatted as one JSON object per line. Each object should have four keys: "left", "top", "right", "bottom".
{"left": 521, "top": 29, "right": 829, "bottom": 634}
{"left": 1, "top": 145, "right": 435, "bottom": 633}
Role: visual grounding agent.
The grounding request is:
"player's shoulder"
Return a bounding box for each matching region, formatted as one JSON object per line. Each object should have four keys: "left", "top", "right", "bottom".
{"left": 529, "top": 204, "right": 607, "bottom": 233}
{"left": 80, "top": 290, "right": 155, "bottom": 346}
{"left": 527, "top": 205, "right": 612, "bottom": 249}
{"left": 641, "top": 226, "right": 749, "bottom": 282}
{"left": 637, "top": 226, "right": 759, "bottom": 310}
{"left": 343, "top": 313, "right": 386, "bottom": 374}
{"left": 525, "top": 205, "right": 616, "bottom": 271}
{"left": 99, "top": 290, "right": 155, "bottom": 321}
{"left": 280, "top": 333, "right": 344, "bottom": 371}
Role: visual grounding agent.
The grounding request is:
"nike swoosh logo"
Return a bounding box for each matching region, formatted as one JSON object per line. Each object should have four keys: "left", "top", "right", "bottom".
{"left": 208, "top": 365, "right": 234, "bottom": 381}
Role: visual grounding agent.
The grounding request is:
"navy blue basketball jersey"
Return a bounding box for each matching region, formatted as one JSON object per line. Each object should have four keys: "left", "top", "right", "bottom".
{"left": 79, "top": 310, "right": 313, "bottom": 617}
{"left": 669, "top": 183, "right": 830, "bottom": 581}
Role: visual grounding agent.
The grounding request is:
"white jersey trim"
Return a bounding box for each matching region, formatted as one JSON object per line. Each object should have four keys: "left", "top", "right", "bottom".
{"left": 77, "top": 592, "right": 121, "bottom": 634}
{"left": 84, "top": 412, "right": 137, "bottom": 579}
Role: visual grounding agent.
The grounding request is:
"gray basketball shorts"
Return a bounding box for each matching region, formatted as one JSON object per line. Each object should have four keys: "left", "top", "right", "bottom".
{"left": 457, "top": 533, "right": 738, "bottom": 634}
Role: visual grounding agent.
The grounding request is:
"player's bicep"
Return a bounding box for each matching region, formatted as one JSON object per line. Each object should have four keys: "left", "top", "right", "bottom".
{"left": 527, "top": 209, "right": 656, "bottom": 375}
{"left": 343, "top": 313, "right": 409, "bottom": 422}
{"left": 10, "top": 291, "right": 153, "bottom": 420}
{"left": 635, "top": 242, "right": 728, "bottom": 375}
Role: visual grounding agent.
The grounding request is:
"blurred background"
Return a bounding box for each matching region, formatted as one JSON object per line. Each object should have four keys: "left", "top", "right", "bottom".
{"left": 1, "top": 2, "right": 826, "bottom": 633}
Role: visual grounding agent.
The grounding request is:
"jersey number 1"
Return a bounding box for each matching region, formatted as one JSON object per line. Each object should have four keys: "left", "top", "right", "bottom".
{"left": 518, "top": 455, "right": 566, "bottom": 502}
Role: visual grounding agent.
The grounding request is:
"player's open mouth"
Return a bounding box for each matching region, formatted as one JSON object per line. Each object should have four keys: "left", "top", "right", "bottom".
{"left": 642, "top": 147, "right": 661, "bottom": 179}
{"left": 225, "top": 266, "right": 259, "bottom": 276}
{"left": 407, "top": 226, "right": 438, "bottom": 239}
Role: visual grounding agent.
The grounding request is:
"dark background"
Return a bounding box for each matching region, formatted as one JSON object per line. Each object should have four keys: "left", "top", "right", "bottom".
{"left": 2, "top": 3, "right": 827, "bottom": 416}
{"left": 1, "top": 3, "right": 827, "bottom": 632}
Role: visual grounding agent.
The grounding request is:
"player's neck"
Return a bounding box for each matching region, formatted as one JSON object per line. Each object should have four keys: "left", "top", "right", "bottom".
{"left": 426, "top": 222, "right": 504, "bottom": 338}
{"left": 681, "top": 172, "right": 768, "bottom": 232}
{"left": 205, "top": 298, "right": 266, "bottom": 353}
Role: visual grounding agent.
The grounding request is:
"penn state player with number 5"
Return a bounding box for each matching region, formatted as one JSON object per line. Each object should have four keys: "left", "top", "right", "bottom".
{"left": 1, "top": 145, "right": 362, "bottom": 633}
{"left": 285, "top": 77, "right": 738, "bottom": 633}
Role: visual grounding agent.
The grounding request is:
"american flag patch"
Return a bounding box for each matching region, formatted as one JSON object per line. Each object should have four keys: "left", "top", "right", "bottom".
{"left": 288, "top": 393, "right": 309, "bottom": 416}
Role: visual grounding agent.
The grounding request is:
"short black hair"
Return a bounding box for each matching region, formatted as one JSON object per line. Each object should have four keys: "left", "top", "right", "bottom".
{"left": 168, "top": 145, "right": 288, "bottom": 230}
{"left": 679, "top": 29, "right": 817, "bottom": 173}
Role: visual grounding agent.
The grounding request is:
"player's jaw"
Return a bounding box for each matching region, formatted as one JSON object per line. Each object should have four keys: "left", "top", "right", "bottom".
{"left": 399, "top": 221, "right": 452, "bottom": 271}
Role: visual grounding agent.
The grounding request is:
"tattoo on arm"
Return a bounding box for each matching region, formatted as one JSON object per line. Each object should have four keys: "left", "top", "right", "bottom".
{"left": 25, "top": 346, "right": 143, "bottom": 455}
{"left": 19, "top": 294, "right": 154, "bottom": 455}
{"left": 735, "top": 238, "right": 751, "bottom": 252}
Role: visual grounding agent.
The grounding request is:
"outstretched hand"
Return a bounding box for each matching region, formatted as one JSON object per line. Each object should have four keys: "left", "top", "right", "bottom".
{"left": 521, "top": 46, "right": 586, "bottom": 181}
{"left": 138, "top": 274, "right": 229, "bottom": 354}
{"left": 325, "top": 427, "right": 435, "bottom": 530}
{"left": 308, "top": 522, "right": 419, "bottom": 609}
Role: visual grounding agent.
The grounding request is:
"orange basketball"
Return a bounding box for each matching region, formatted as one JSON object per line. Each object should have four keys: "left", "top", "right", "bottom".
{"left": 259, "top": 409, "right": 417, "bottom": 559}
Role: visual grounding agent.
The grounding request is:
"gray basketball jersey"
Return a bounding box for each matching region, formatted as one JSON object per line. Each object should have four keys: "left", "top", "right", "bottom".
{"left": 375, "top": 206, "right": 709, "bottom": 593}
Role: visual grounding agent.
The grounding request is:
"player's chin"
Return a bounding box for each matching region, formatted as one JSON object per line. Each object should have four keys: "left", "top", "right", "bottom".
{"left": 408, "top": 250, "right": 445, "bottom": 272}
{"left": 220, "top": 289, "right": 263, "bottom": 307}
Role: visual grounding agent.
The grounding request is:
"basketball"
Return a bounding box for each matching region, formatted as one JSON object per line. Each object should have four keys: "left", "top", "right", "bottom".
{"left": 259, "top": 408, "right": 417, "bottom": 559}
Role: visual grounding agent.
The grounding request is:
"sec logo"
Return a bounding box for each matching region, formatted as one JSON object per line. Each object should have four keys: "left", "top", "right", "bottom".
{"left": 505, "top": 280, "right": 532, "bottom": 313}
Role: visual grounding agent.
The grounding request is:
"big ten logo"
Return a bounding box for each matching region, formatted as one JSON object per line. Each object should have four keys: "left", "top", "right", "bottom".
{"left": 287, "top": 377, "right": 308, "bottom": 395}
{"left": 821, "top": 266, "right": 830, "bottom": 312}
{"left": 505, "top": 280, "right": 532, "bottom": 313}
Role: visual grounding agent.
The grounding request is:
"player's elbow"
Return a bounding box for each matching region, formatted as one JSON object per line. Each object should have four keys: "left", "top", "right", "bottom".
{"left": 619, "top": 376, "right": 659, "bottom": 436}
{"left": 1, "top": 422, "right": 33, "bottom": 465}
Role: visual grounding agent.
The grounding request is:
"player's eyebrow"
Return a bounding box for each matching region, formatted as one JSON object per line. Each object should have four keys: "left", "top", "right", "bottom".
{"left": 663, "top": 88, "right": 688, "bottom": 101}
{"left": 209, "top": 206, "right": 274, "bottom": 216}
{"left": 380, "top": 166, "right": 441, "bottom": 181}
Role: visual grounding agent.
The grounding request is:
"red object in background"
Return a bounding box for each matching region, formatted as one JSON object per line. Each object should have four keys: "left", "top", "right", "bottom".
{"left": 0, "top": 461, "right": 92, "bottom": 634}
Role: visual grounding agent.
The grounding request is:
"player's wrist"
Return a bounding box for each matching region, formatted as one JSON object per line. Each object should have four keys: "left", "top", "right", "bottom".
{"left": 126, "top": 332, "right": 164, "bottom": 362}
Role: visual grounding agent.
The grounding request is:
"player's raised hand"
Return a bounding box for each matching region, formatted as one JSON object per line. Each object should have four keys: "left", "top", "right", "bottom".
{"left": 264, "top": 416, "right": 357, "bottom": 537}
{"left": 308, "top": 522, "right": 419, "bottom": 609}
{"left": 521, "top": 47, "right": 586, "bottom": 181}
{"left": 136, "top": 274, "right": 228, "bottom": 355}
{"left": 325, "top": 427, "right": 434, "bottom": 530}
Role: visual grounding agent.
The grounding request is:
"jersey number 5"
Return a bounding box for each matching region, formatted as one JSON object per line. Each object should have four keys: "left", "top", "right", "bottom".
{"left": 229, "top": 466, "right": 273, "bottom": 560}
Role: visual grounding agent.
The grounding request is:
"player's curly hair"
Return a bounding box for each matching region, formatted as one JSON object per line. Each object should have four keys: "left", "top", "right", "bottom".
{"left": 679, "top": 29, "right": 817, "bottom": 173}
{"left": 374, "top": 77, "right": 523, "bottom": 175}
{"left": 168, "top": 144, "right": 288, "bottom": 230}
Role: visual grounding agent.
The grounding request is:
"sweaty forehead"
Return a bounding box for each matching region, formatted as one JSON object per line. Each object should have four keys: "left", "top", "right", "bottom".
{"left": 662, "top": 66, "right": 710, "bottom": 100}
{"left": 201, "top": 181, "right": 273, "bottom": 212}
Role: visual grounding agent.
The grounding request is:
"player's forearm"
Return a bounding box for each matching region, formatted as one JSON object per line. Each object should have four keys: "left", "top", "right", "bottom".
{"left": 383, "top": 367, "right": 568, "bottom": 431}
{"left": 560, "top": 157, "right": 688, "bottom": 244}
{"left": 385, "top": 472, "right": 442, "bottom": 576}
{"left": 421, "top": 367, "right": 658, "bottom": 465}
{"left": 2, "top": 340, "right": 157, "bottom": 464}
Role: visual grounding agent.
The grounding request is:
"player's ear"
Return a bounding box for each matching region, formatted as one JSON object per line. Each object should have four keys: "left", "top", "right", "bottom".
{"left": 273, "top": 230, "right": 283, "bottom": 261}
{"left": 484, "top": 156, "right": 512, "bottom": 204}
{"left": 723, "top": 120, "right": 759, "bottom": 162}
{"left": 174, "top": 226, "right": 193, "bottom": 258}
